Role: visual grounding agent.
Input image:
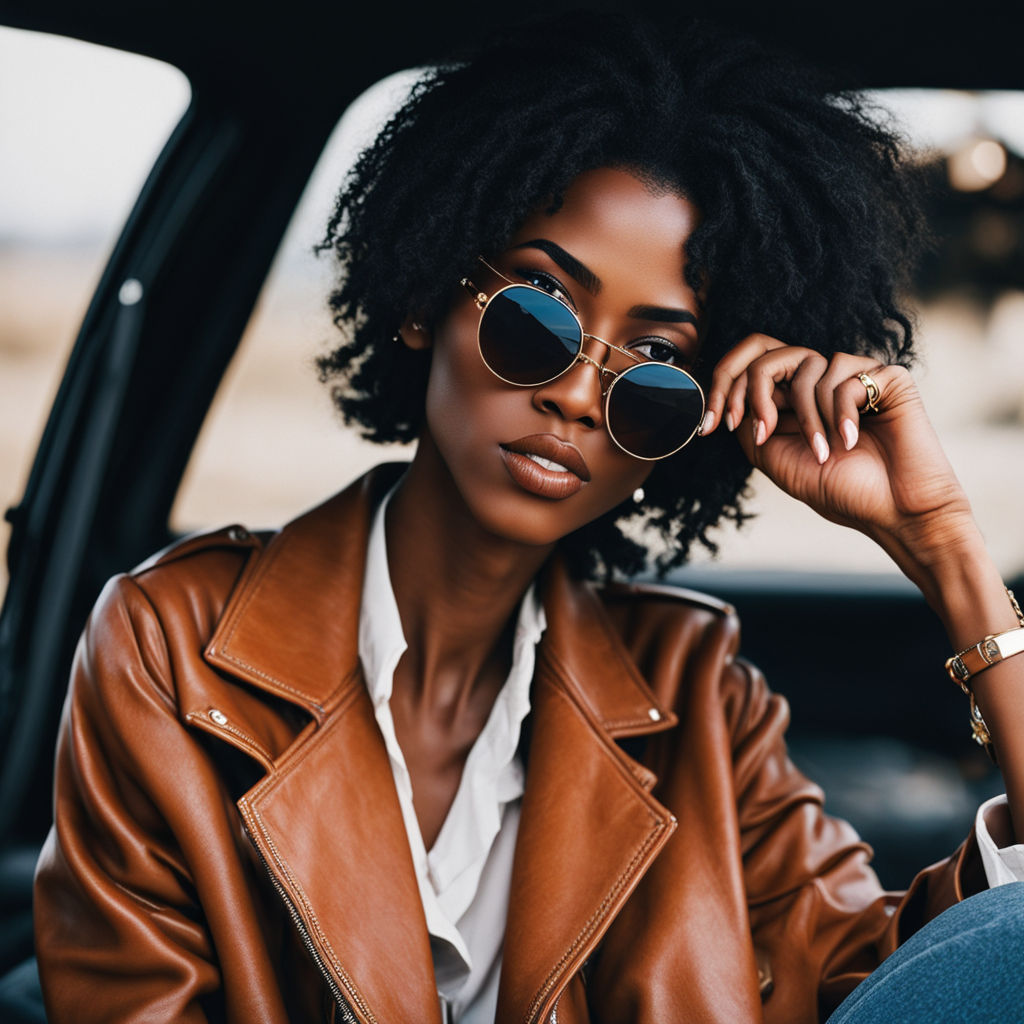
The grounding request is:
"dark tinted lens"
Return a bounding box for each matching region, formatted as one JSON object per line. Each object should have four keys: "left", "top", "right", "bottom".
{"left": 479, "top": 286, "right": 581, "bottom": 385}
{"left": 607, "top": 363, "right": 704, "bottom": 459}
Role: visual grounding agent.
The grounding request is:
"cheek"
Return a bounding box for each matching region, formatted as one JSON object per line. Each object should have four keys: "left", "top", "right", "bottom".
{"left": 423, "top": 309, "right": 531, "bottom": 487}
{"left": 425, "top": 313, "right": 496, "bottom": 438}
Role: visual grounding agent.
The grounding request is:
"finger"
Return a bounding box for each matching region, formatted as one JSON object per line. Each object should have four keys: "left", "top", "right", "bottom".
{"left": 835, "top": 364, "right": 892, "bottom": 448}
{"left": 730, "top": 405, "right": 759, "bottom": 465}
{"left": 724, "top": 371, "right": 750, "bottom": 433}
{"left": 834, "top": 377, "right": 866, "bottom": 449}
{"left": 703, "top": 333, "right": 787, "bottom": 434}
{"left": 746, "top": 359, "right": 786, "bottom": 446}
{"left": 739, "top": 347, "right": 828, "bottom": 450}
{"left": 812, "top": 353, "right": 882, "bottom": 449}
{"left": 787, "top": 352, "right": 831, "bottom": 462}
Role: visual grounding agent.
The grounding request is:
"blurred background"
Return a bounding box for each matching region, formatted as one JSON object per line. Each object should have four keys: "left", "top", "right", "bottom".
{"left": 2, "top": 24, "right": 1024, "bottom": 598}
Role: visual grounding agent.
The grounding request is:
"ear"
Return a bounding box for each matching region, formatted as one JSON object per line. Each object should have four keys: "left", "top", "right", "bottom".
{"left": 397, "top": 315, "right": 432, "bottom": 351}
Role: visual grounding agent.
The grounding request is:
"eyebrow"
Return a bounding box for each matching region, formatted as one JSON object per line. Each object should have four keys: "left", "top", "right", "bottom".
{"left": 511, "top": 238, "right": 697, "bottom": 327}
{"left": 627, "top": 304, "right": 698, "bottom": 327}
{"left": 510, "top": 239, "right": 601, "bottom": 295}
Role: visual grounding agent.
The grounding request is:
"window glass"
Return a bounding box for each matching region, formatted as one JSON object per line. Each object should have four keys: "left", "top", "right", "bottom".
{"left": 172, "top": 71, "right": 420, "bottom": 532}
{"left": 0, "top": 27, "right": 190, "bottom": 599}
{"left": 174, "top": 81, "right": 1024, "bottom": 580}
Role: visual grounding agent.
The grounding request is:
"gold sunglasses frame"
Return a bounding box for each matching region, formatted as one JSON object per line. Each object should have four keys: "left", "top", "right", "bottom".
{"left": 460, "top": 257, "right": 706, "bottom": 461}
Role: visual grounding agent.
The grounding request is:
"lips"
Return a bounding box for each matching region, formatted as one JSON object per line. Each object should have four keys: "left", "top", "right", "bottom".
{"left": 500, "top": 433, "right": 591, "bottom": 499}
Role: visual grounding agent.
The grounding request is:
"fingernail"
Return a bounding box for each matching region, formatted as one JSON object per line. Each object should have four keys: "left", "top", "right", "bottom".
{"left": 725, "top": 411, "right": 736, "bottom": 432}
{"left": 699, "top": 410, "right": 715, "bottom": 436}
{"left": 841, "top": 419, "right": 858, "bottom": 450}
{"left": 754, "top": 419, "right": 766, "bottom": 446}
{"left": 812, "top": 432, "right": 829, "bottom": 464}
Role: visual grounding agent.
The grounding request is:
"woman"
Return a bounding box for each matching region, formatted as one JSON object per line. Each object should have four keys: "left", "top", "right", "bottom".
{"left": 34, "top": 13, "right": 1024, "bottom": 1024}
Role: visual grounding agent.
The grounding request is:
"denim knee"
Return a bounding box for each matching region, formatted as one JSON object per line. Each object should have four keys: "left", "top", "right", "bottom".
{"left": 828, "top": 883, "right": 1024, "bottom": 1024}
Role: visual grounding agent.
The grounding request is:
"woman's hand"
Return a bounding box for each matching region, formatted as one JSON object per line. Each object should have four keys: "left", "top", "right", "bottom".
{"left": 700, "top": 334, "right": 978, "bottom": 564}
{"left": 700, "top": 334, "right": 1024, "bottom": 840}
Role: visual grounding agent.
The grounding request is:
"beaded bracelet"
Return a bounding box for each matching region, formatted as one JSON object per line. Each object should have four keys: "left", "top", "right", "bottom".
{"left": 945, "top": 588, "right": 1024, "bottom": 762}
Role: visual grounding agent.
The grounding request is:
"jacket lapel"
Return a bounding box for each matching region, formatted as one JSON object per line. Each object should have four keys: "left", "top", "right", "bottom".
{"left": 238, "top": 680, "right": 441, "bottom": 1024}
{"left": 496, "top": 564, "right": 679, "bottom": 1024}
{"left": 205, "top": 468, "right": 398, "bottom": 717}
{"left": 207, "top": 466, "right": 442, "bottom": 1024}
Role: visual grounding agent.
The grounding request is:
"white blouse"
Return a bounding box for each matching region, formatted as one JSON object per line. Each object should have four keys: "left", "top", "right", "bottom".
{"left": 358, "top": 486, "right": 544, "bottom": 1022}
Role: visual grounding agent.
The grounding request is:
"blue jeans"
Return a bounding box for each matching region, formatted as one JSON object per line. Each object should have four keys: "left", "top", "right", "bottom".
{"left": 827, "top": 882, "right": 1024, "bottom": 1024}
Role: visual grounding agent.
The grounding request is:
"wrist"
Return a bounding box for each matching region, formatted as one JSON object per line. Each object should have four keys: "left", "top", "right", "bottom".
{"left": 866, "top": 499, "right": 972, "bottom": 578}
{"left": 884, "top": 502, "right": 979, "bottom": 577}
{"left": 873, "top": 519, "right": 1017, "bottom": 645}
{"left": 927, "top": 551, "right": 1019, "bottom": 649}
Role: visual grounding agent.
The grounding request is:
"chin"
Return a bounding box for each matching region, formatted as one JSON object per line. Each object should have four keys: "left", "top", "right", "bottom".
{"left": 463, "top": 485, "right": 607, "bottom": 550}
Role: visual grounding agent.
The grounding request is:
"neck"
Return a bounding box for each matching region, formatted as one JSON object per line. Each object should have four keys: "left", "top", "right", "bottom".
{"left": 385, "top": 434, "right": 552, "bottom": 712}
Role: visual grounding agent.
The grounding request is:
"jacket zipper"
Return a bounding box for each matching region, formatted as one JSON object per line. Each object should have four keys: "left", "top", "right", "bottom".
{"left": 242, "top": 821, "right": 361, "bottom": 1024}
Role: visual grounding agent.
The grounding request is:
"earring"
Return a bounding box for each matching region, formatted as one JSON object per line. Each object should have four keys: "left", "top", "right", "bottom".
{"left": 411, "top": 321, "right": 425, "bottom": 332}
{"left": 632, "top": 487, "right": 645, "bottom": 504}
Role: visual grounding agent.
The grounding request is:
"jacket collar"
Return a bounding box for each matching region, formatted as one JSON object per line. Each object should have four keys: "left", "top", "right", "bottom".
{"left": 207, "top": 465, "right": 679, "bottom": 1024}
{"left": 206, "top": 464, "right": 677, "bottom": 734}
{"left": 206, "top": 467, "right": 395, "bottom": 716}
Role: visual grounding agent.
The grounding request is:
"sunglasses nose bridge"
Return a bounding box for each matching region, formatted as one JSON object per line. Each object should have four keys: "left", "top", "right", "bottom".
{"left": 581, "top": 327, "right": 610, "bottom": 368}
{"left": 578, "top": 332, "right": 618, "bottom": 386}
{"left": 573, "top": 349, "right": 616, "bottom": 396}
{"left": 581, "top": 331, "right": 610, "bottom": 356}
{"left": 531, "top": 341, "right": 608, "bottom": 431}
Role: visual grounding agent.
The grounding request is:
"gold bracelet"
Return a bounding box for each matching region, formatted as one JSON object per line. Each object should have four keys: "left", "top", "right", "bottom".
{"left": 945, "top": 587, "right": 1024, "bottom": 760}
{"left": 1010, "top": 587, "right": 1024, "bottom": 624}
{"left": 946, "top": 625, "right": 1024, "bottom": 688}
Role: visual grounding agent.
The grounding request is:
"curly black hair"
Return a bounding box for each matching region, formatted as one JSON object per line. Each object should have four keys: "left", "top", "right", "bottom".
{"left": 317, "top": 11, "right": 925, "bottom": 579}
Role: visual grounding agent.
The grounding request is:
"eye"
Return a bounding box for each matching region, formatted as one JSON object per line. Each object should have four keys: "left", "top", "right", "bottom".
{"left": 627, "top": 336, "right": 686, "bottom": 366}
{"left": 514, "top": 267, "right": 575, "bottom": 308}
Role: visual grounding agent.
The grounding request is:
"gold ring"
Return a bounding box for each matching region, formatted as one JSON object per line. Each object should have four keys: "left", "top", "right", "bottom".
{"left": 857, "top": 371, "right": 882, "bottom": 413}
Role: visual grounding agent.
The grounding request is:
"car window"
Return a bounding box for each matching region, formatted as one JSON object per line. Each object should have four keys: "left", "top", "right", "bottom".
{"left": 175, "top": 80, "right": 1024, "bottom": 580}
{"left": 171, "top": 71, "right": 420, "bottom": 532}
{"left": 0, "top": 27, "right": 190, "bottom": 600}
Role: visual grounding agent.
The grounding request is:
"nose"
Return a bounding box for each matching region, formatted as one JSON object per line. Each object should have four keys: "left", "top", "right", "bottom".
{"left": 530, "top": 340, "right": 607, "bottom": 430}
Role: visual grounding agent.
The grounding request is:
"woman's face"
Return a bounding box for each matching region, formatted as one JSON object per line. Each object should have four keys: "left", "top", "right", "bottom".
{"left": 419, "top": 166, "right": 702, "bottom": 549}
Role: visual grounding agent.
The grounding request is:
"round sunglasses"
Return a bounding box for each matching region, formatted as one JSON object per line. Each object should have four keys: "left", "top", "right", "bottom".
{"left": 460, "top": 258, "right": 706, "bottom": 461}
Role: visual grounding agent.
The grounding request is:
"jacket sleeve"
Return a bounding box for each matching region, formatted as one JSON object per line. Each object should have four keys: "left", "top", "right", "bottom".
{"left": 731, "top": 656, "right": 986, "bottom": 1021}
{"left": 34, "top": 575, "right": 280, "bottom": 1024}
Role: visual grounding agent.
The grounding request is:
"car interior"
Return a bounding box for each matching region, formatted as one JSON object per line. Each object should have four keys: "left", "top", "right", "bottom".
{"left": 1, "top": 1, "right": 1021, "bottom": 1020}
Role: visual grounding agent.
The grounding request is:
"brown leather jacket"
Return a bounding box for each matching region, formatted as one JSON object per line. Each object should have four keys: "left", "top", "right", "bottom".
{"left": 34, "top": 466, "right": 983, "bottom": 1024}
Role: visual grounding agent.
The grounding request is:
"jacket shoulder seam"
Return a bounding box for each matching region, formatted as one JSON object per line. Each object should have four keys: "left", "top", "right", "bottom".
{"left": 599, "top": 579, "right": 735, "bottom": 618}
{"left": 130, "top": 526, "right": 266, "bottom": 576}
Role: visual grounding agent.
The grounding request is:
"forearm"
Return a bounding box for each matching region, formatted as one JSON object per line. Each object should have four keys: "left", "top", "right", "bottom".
{"left": 877, "top": 521, "right": 1024, "bottom": 845}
